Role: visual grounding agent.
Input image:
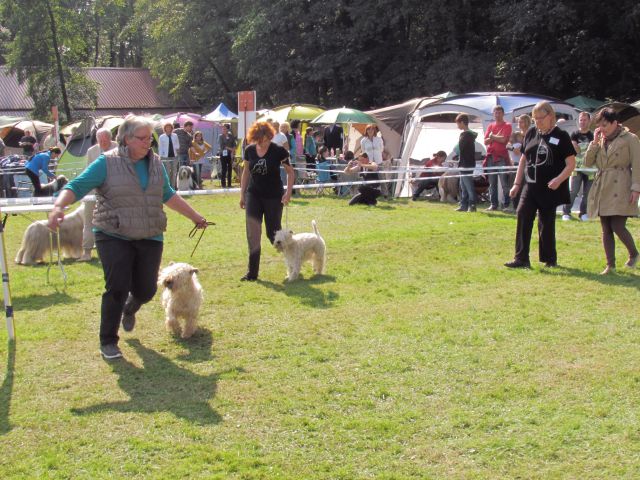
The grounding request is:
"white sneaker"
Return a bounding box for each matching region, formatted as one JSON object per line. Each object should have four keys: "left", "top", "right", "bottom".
{"left": 562, "top": 215, "right": 571, "bottom": 221}
{"left": 580, "top": 214, "right": 589, "bottom": 222}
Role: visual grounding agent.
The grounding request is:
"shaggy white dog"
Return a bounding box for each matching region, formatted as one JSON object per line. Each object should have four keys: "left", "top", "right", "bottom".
{"left": 273, "top": 220, "right": 326, "bottom": 282}
{"left": 176, "top": 165, "right": 195, "bottom": 191}
{"left": 15, "top": 203, "right": 84, "bottom": 265}
{"left": 158, "top": 262, "right": 203, "bottom": 339}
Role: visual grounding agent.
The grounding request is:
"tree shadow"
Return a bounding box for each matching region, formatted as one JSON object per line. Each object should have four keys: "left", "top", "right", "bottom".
{"left": 257, "top": 275, "right": 339, "bottom": 308}
{"left": 71, "top": 339, "right": 224, "bottom": 425}
{"left": 13, "top": 291, "right": 80, "bottom": 310}
{"left": 541, "top": 265, "right": 640, "bottom": 290}
{"left": 0, "top": 340, "right": 16, "bottom": 435}
{"left": 176, "top": 327, "right": 214, "bottom": 363}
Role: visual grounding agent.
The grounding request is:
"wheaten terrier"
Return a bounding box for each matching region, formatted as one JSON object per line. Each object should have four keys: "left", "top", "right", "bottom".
{"left": 158, "top": 262, "right": 203, "bottom": 338}
{"left": 15, "top": 203, "right": 84, "bottom": 265}
{"left": 273, "top": 220, "right": 326, "bottom": 282}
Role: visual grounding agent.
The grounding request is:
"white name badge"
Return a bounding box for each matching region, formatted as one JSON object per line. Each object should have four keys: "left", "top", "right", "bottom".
{"left": 549, "top": 137, "right": 559, "bottom": 145}
{"left": 223, "top": 149, "right": 228, "bottom": 156}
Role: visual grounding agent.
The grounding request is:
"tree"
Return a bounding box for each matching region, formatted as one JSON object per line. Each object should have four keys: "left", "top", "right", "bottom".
{"left": 0, "top": 0, "right": 98, "bottom": 122}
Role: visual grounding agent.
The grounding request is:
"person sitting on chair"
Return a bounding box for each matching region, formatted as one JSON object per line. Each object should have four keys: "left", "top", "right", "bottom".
{"left": 411, "top": 150, "right": 447, "bottom": 201}
{"left": 344, "top": 153, "right": 381, "bottom": 206}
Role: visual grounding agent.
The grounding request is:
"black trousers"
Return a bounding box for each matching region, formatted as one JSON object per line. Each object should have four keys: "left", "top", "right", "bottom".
{"left": 514, "top": 190, "right": 558, "bottom": 264}
{"left": 220, "top": 156, "right": 233, "bottom": 187}
{"left": 95, "top": 232, "right": 163, "bottom": 346}
{"left": 349, "top": 185, "right": 381, "bottom": 205}
{"left": 25, "top": 168, "right": 45, "bottom": 197}
{"left": 245, "top": 192, "right": 283, "bottom": 278}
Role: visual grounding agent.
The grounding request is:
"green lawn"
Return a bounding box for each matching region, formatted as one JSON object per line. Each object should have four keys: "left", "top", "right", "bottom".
{"left": 1, "top": 191, "right": 639, "bottom": 479}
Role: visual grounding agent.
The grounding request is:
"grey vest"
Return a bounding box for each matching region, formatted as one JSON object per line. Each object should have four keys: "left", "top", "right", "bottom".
{"left": 93, "top": 146, "right": 168, "bottom": 239}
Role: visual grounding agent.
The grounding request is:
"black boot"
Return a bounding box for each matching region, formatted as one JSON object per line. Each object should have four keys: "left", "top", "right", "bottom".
{"left": 241, "top": 251, "right": 260, "bottom": 281}
{"left": 122, "top": 293, "right": 142, "bottom": 332}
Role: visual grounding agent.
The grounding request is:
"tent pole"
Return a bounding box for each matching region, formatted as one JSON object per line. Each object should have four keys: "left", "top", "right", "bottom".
{"left": 0, "top": 212, "right": 15, "bottom": 341}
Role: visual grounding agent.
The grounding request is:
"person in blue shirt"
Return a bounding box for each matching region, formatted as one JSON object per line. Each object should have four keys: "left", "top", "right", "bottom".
{"left": 24, "top": 147, "right": 60, "bottom": 196}
{"left": 48, "top": 115, "right": 209, "bottom": 360}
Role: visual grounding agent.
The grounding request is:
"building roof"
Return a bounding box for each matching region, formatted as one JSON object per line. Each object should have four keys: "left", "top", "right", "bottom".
{"left": 0, "top": 66, "right": 200, "bottom": 117}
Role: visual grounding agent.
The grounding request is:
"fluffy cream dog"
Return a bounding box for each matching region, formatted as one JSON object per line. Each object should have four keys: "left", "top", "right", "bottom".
{"left": 176, "top": 165, "right": 195, "bottom": 191}
{"left": 15, "top": 203, "right": 84, "bottom": 265}
{"left": 157, "top": 262, "right": 203, "bottom": 338}
{"left": 273, "top": 220, "right": 326, "bottom": 282}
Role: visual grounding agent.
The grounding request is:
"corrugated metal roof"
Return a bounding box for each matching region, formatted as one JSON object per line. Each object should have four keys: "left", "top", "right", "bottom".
{"left": 0, "top": 66, "right": 199, "bottom": 114}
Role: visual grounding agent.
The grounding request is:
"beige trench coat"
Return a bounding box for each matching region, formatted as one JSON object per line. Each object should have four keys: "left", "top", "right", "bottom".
{"left": 586, "top": 128, "right": 640, "bottom": 217}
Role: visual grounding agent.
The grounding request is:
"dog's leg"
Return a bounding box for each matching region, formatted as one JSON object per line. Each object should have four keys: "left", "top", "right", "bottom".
{"left": 182, "top": 316, "right": 197, "bottom": 339}
{"left": 165, "top": 311, "right": 182, "bottom": 336}
{"left": 287, "top": 253, "right": 302, "bottom": 281}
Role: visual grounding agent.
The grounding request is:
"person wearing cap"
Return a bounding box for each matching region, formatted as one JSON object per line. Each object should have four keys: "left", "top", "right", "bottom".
{"left": 411, "top": 151, "right": 446, "bottom": 201}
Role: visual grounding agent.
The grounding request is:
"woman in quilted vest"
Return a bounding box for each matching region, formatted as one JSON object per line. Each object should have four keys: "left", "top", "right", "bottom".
{"left": 48, "top": 115, "right": 209, "bottom": 360}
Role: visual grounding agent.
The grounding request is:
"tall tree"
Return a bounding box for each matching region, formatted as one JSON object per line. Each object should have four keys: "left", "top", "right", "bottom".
{"left": 0, "top": 0, "right": 98, "bottom": 122}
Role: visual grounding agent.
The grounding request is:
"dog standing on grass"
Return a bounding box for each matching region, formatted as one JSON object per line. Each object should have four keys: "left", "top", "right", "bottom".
{"left": 15, "top": 203, "right": 84, "bottom": 265}
{"left": 273, "top": 220, "right": 326, "bottom": 282}
{"left": 158, "top": 262, "right": 203, "bottom": 338}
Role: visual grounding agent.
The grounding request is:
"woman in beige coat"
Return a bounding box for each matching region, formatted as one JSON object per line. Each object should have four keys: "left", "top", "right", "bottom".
{"left": 586, "top": 108, "right": 640, "bottom": 274}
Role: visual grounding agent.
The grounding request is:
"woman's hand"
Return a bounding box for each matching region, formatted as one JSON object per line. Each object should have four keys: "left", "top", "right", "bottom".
{"left": 281, "top": 191, "right": 291, "bottom": 205}
{"left": 193, "top": 217, "right": 208, "bottom": 229}
{"left": 509, "top": 184, "right": 520, "bottom": 198}
{"left": 239, "top": 194, "right": 246, "bottom": 209}
{"left": 47, "top": 206, "right": 65, "bottom": 231}
{"left": 630, "top": 191, "right": 640, "bottom": 205}
{"left": 547, "top": 177, "right": 562, "bottom": 190}
{"left": 594, "top": 127, "right": 603, "bottom": 143}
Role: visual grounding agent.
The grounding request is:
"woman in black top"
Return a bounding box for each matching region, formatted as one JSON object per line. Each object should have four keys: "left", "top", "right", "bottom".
{"left": 239, "top": 121, "right": 294, "bottom": 281}
{"left": 505, "top": 101, "right": 576, "bottom": 268}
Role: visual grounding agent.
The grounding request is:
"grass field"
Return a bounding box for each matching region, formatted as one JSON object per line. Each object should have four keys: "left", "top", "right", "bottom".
{"left": 1, "top": 191, "right": 639, "bottom": 479}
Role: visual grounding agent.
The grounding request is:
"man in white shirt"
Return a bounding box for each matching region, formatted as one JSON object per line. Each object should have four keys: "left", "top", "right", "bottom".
{"left": 79, "top": 128, "right": 117, "bottom": 261}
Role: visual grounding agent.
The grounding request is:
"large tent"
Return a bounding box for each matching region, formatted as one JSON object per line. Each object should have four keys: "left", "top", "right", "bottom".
{"left": 56, "top": 116, "right": 125, "bottom": 178}
{"left": 203, "top": 103, "right": 237, "bottom": 122}
{"left": 565, "top": 95, "right": 606, "bottom": 112}
{"left": 163, "top": 112, "right": 218, "bottom": 148}
{"left": 395, "top": 92, "right": 580, "bottom": 196}
{"left": 0, "top": 119, "right": 54, "bottom": 154}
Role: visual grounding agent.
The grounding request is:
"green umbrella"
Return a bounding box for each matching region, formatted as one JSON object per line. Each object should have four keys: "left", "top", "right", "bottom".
{"left": 311, "top": 107, "right": 376, "bottom": 125}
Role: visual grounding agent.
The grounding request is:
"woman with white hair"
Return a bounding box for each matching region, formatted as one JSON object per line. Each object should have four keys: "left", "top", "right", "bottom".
{"left": 48, "top": 115, "right": 209, "bottom": 360}
{"left": 505, "top": 101, "right": 576, "bottom": 269}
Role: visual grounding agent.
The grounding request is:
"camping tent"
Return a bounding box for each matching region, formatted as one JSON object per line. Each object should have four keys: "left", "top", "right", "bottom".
{"left": 396, "top": 92, "right": 580, "bottom": 196}
{"left": 56, "top": 116, "right": 125, "bottom": 178}
{"left": 565, "top": 95, "right": 606, "bottom": 112}
{"left": 163, "top": 112, "right": 218, "bottom": 148}
{"left": 0, "top": 119, "right": 53, "bottom": 154}
{"left": 203, "top": 103, "right": 237, "bottom": 122}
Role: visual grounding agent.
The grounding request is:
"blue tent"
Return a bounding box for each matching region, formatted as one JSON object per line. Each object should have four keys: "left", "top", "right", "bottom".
{"left": 203, "top": 103, "right": 238, "bottom": 122}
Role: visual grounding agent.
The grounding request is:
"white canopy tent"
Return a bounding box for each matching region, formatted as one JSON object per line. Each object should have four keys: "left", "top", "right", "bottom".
{"left": 395, "top": 92, "right": 580, "bottom": 197}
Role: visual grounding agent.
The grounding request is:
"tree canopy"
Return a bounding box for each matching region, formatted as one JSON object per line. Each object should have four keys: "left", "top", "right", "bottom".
{"left": 2, "top": 0, "right": 639, "bottom": 118}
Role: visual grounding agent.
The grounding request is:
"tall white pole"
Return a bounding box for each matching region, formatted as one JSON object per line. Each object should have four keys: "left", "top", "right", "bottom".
{"left": 0, "top": 212, "right": 15, "bottom": 341}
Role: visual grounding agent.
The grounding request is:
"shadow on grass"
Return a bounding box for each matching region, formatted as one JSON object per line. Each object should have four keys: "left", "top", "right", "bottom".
{"left": 0, "top": 340, "right": 16, "bottom": 435}
{"left": 257, "top": 274, "right": 339, "bottom": 308}
{"left": 13, "top": 291, "right": 80, "bottom": 310}
{"left": 542, "top": 265, "right": 640, "bottom": 289}
{"left": 71, "top": 339, "right": 224, "bottom": 425}
{"left": 176, "top": 327, "right": 214, "bottom": 362}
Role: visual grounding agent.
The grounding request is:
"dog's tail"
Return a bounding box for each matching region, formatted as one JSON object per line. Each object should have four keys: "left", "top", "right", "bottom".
{"left": 312, "top": 219, "right": 320, "bottom": 237}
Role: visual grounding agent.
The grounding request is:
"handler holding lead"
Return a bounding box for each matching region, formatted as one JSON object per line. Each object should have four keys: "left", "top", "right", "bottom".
{"left": 48, "top": 115, "right": 208, "bottom": 360}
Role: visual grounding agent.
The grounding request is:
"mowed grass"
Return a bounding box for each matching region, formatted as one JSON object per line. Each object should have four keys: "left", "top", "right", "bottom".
{"left": 1, "top": 190, "right": 640, "bottom": 479}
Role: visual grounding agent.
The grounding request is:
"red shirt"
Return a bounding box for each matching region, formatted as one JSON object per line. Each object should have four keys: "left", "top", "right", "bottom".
{"left": 485, "top": 121, "right": 512, "bottom": 159}
{"left": 420, "top": 158, "right": 443, "bottom": 178}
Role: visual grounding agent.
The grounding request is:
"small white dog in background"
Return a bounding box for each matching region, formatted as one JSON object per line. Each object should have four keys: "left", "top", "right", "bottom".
{"left": 273, "top": 220, "right": 326, "bottom": 282}
{"left": 176, "top": 165, "right": 196, "bottom": 191}
{"left": 158, "top": 262, "right": 203, "bottom": 339}
{"left": 15, "top": 203, "right": 84, "bottom": 265}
